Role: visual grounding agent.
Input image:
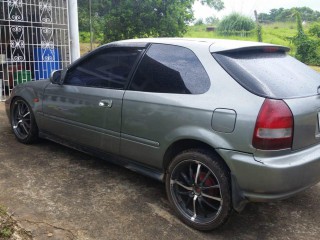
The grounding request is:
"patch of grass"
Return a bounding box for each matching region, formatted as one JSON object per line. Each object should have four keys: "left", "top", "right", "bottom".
{"left": 0, "top": 228, "right": 13, "bottom": 238}
{"left": 311, "top": 66, "right": 320, "bottom": 72}
{"left": 0, "top": 205, "right": 13, "bottom": 239}
{"left": 80, "top": 42, "right": 100, "bottom": 56}
{"left": 0, "top": 205, "right": 6, "bottom": 216}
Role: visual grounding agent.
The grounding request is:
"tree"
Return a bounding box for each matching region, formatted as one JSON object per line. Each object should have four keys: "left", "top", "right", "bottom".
{"left": 201, "top": 0, "right": 224, "bottom": 11}
{"left": 194, "top": 18, "right": 205, "bottom": 26}
{"left": 78, "top": 0, "right": 224, "bottom": 43}
{"left": 275, "top": 9, "right": 293, "bottom": 22}
{"left": 269, "top": 8, "right": 284, "bottom": 21}
{"left": 258, "top": 13, "right": 271, "bottom": 22}
{"left": 258, "top": 7, "right": 320, "bottom": 23}
{"left": 205, "top": 16, "right": 219, "bottom": 25}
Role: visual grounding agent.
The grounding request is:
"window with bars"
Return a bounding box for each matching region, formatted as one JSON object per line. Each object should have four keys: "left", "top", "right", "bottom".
{"left": 0, "top": 0, "right": 70, "bottom": 99}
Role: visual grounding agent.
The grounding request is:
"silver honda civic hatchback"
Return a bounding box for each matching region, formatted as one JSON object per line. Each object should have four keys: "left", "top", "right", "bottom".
{"left": 5, "top": 38, "right": 320, "bottom": 231}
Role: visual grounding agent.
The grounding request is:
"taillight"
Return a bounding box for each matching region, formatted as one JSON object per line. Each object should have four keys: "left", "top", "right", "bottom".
{"left": 252, "top": 99, "right": 293, "bottom": 150}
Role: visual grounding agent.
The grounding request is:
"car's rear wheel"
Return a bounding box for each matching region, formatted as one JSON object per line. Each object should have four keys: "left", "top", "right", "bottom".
{"left": 166, "top": 149, "right": 232, "bottom": 231}
{"left": 11, "top": 98, "right": 38, "bottom": 144}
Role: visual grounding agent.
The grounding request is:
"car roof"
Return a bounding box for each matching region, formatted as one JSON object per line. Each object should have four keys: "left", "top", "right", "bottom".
{"left": 113, "top": 38, "right": 289, "bottom": 53}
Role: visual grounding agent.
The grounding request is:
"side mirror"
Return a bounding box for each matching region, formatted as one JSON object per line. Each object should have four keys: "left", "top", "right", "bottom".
{"left": 50, "top": 70, "right": 62, "bottom": 84}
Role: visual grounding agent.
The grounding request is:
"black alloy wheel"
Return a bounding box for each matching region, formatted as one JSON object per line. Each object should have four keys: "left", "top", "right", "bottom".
{"left": 166, "top": 149, "right": 232, "bottom": 231}
{"left": 11, "top": 98, "right": 38, "bottom": 144}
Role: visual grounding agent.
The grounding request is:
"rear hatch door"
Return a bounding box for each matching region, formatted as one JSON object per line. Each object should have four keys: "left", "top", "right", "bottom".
{"left": 212, "top": 47, "right": 320, "bottom": 150}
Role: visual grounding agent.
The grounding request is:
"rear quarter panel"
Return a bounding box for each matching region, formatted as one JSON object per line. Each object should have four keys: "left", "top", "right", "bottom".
{"left": 284, "top": 95, "right": 320, "bottom": 150}
{"left": 121, "top": 44, "right": 264, "bottom": 170}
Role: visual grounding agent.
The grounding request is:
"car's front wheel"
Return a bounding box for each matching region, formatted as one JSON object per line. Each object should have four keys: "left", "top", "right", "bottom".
{"left": 11, "top": 98, "right": 39, "bottom": 144}
{"left": 166, "top": 149, "right": 232, "bottom": 231}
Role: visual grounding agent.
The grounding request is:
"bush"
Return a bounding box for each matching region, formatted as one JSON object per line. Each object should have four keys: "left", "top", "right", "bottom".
{"left": 309, "top": 23, "right": 320, "bottom": 38}
{"left": 79, "top": 31, "right": 104, "bottom": 44}
{"left": 290, "top": 12, "right": 320, "bottom": 65}
{"left": 295, "top": 37, "right": 320, "bottom": 65}
{"left": 217, "top": 13, "right": 255, "bottom": 35}
{"left": 256, "top": 24, "right": 263, "bottom": 42}
{"left": 80, "top": 32, "right": 91, "bottom": 43}
{"left": 194, "top": 18, "right": 204, "bottom": 26}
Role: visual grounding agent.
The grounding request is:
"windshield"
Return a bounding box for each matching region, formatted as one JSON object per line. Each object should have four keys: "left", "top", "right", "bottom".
{"left": 213, "top": 51, "right": 320, "bottom": 99}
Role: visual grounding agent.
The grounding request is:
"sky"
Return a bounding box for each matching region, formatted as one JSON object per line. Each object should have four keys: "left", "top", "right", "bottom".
{"left": 193, "top": 0, "right": 320, "bottom": 20}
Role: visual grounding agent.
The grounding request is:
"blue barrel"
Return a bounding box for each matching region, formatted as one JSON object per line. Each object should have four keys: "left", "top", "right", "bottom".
{"left": 33, "top": 47, "right": 61, "bottom": 80}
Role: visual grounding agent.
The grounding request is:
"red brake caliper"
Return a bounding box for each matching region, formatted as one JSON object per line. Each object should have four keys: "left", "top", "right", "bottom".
{"left": 198, "top": 172, "right": 218, "bottom": 197}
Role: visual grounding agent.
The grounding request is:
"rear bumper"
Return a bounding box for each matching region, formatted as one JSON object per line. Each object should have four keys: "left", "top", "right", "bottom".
{"left": 217, "top": 144, "right": 320, "bottom": 202}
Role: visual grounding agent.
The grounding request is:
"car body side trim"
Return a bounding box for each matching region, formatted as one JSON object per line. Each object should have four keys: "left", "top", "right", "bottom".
{"left": 39, "top": 131, "right": 164, "bottom": 181}
{"left": 42, "top": 113, "right": 120, "bottom": 138}
{"left": 121, "top": 133, "right": 160, "bottom": 148}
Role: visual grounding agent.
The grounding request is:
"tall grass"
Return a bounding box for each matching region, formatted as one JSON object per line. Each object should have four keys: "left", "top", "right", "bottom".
{"left": 217, "top": 13, "right": 255, "bottom": 35}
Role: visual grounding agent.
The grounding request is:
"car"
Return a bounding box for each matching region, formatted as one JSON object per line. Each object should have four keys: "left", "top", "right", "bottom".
{"left": 5, "top": 38, "right": 320, "bottom": 231}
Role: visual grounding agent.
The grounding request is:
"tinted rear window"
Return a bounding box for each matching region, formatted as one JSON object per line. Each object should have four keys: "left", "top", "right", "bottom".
{"left": 213, "top": 51, "right": 320, "bottom": 99}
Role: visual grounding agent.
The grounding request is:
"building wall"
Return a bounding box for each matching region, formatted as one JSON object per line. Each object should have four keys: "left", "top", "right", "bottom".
{"left": 0, "top": 0, "right": 70, "bottom": 98}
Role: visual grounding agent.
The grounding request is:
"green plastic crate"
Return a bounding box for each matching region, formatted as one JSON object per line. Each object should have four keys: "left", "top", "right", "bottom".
{"left": 14, "top": 70, "right": 32, "bottom": 85}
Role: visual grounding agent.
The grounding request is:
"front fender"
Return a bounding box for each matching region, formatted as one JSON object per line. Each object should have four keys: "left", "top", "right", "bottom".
{"left": 5, "top": 80, "right": 51, "bottom": 123}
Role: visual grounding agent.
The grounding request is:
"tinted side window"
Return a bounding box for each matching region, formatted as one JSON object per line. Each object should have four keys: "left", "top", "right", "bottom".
{"left": 64, "top": 48, "right": 142, "bottom": 89}
{"left": 129, "top": 44, "right": 210, "bottom": 94}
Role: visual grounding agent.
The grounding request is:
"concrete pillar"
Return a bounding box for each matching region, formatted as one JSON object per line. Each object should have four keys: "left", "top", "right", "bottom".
{"left": 68, "top": 0, "right": 80, "bottom": 62}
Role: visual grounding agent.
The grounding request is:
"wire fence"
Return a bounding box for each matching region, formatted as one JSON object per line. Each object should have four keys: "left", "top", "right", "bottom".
{"left": 217, "top": 30, "right": 255, "bottom": 37}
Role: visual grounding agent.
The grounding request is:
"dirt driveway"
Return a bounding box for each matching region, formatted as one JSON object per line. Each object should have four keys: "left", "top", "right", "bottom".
{"left": 0, "top": 102, "right": 319, "bottom": 240}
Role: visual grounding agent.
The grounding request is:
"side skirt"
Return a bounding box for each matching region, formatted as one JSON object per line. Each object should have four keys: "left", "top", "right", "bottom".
{"left": 39, "top": 131, "right": 165, "bottom": 182}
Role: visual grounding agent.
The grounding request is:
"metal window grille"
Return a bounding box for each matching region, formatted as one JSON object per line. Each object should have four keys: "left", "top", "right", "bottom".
{"left": 0, "top": 0, "right": 70, "bottom": 100}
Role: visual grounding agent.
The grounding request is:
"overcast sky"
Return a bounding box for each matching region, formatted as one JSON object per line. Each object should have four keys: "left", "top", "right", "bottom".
{"left": 193, "top": 0, "right": 320, "bottom": 20}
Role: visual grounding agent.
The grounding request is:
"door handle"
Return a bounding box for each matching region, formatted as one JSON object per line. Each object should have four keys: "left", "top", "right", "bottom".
{"left": 99, "top": 99, "right": 113, "bottom": 108}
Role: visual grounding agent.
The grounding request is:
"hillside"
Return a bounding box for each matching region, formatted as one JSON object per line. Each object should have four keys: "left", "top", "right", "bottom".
{"left": 184, "top": 22, "right": 316, "bottom": 56}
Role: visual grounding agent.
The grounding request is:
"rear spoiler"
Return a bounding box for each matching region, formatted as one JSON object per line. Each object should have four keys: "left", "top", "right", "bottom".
{"left": 211, "top": 45, "right": 290, "bottom": 54}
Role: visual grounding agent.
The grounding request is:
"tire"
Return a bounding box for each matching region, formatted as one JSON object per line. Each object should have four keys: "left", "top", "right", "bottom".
{"left": 10, "top": 97, "right": 39, "bottom": 144}
{"left": 166, "top": 149, "right": 232, "bottom": 231}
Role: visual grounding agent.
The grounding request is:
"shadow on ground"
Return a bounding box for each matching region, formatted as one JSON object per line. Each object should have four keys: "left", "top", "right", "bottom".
{"left": 0, "top": 102, "right": 319, "bottom": 240}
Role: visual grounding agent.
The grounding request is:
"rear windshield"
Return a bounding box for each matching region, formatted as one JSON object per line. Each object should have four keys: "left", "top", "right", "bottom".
{"left": 213, "top": 51, "right": 320, "bottom": 99}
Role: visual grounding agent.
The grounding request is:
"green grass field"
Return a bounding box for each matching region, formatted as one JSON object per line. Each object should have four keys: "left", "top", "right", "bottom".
{"left": 184, "top": 22, "right": 317, "bottom": 56}
{"left": 80, "top": 22, "right": 299, "bottom": 54}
